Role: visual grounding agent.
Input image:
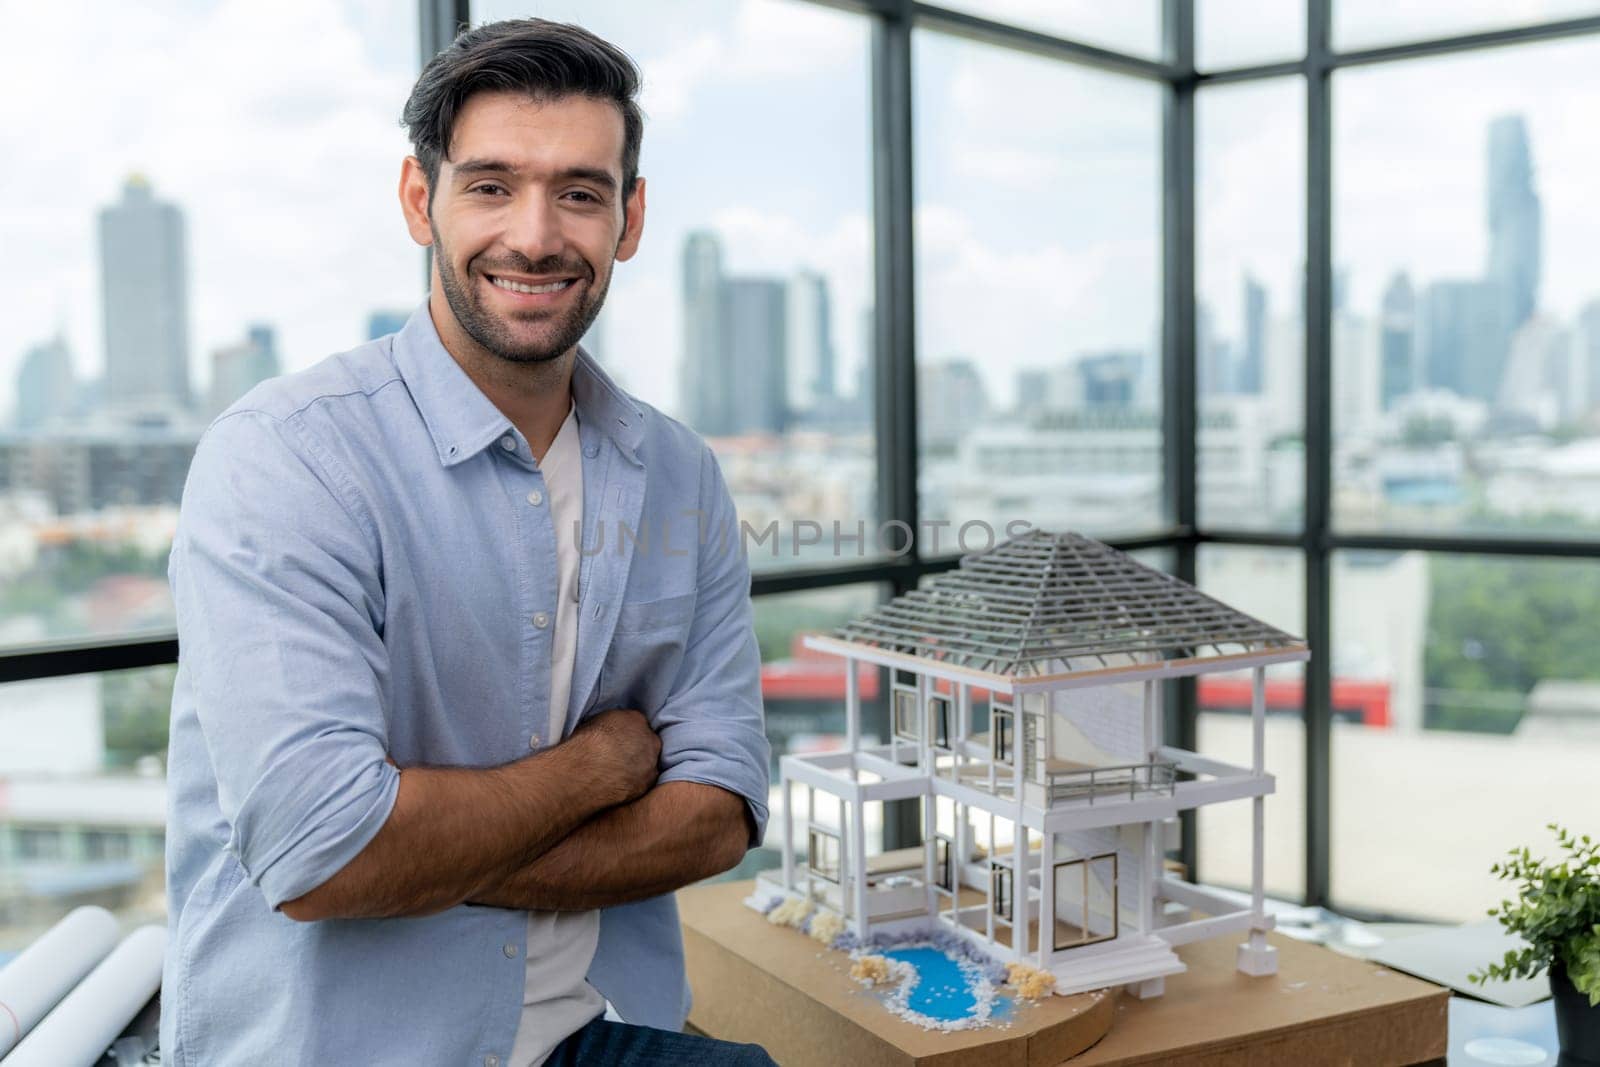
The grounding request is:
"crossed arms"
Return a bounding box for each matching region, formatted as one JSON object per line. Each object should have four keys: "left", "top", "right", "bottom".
{"left": 279, "top": 709, "right": 751, "bottom": 921}
{"left": 174, "top": 412, "right": 767, "bottom": 925}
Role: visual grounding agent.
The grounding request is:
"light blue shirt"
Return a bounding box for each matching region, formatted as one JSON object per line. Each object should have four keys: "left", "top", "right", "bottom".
{"left": 160, "top": 303, "right": 770, "bottom": 1066}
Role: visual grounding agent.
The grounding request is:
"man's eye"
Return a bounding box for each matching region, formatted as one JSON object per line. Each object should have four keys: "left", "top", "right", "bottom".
{"left": 471, "top": 184, "right": 507, "bottom": 196}
{"left": 564, "top": 190, "right": 599, "bottom": 203}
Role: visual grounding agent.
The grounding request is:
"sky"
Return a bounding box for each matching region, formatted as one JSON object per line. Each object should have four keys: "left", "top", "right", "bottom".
{"left": 3, "top": 0, "right": 1599, "bottom": 422}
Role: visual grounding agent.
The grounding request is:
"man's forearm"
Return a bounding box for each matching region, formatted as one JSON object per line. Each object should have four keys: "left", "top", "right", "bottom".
{"left": 280, "top": 711, "right": 657, "bottom": 922}
{"left": 469, "top": 781, "right": 751, "bottom": 911}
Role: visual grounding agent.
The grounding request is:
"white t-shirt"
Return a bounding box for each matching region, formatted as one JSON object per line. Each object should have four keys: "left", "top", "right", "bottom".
{"left": 508, "top": 403, "right": 606, "bottom": 1067}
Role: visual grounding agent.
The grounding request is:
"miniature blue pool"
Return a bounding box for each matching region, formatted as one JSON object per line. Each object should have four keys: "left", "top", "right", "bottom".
{"left": 883, "top": 947, "right": 1013, "bottom": 1023}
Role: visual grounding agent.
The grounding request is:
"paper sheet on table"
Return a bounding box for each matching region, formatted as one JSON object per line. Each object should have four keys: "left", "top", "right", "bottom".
{"left": 1369, "top": 919, "right": 1550, "bottom": 1008}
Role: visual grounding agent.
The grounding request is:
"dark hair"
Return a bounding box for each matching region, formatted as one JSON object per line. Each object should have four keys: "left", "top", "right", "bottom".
{"left": 401, "top": 19, "right": 643, "bottom": 208}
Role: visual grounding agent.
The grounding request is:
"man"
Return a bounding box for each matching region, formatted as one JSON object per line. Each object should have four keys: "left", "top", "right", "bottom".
{"left": 160, "top": 19, "right": 775, "bottom": 1066}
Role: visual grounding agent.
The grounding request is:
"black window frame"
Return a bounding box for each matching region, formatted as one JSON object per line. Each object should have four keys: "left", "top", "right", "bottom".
{"left": 8, "top": 0, "right": 1600, "bottom": 921}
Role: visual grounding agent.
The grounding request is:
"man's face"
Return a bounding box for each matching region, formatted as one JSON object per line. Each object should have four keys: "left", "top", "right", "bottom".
{"left": 401, "top": 90, "right": 645, "bottom": 365}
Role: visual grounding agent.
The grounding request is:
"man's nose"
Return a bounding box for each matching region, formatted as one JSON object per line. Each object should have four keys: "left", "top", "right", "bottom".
{"left": 501, "top": 196, "right": 565, "bottom": 264}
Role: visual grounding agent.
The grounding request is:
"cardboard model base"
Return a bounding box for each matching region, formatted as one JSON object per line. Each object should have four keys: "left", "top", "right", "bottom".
{"left": 680, "top": 879, "right": 1449, "bottom": 1067}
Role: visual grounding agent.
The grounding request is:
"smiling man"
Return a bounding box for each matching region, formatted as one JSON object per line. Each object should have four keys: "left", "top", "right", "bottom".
{"left": 160, "top": 20, "right": 775, "bottom": 1067}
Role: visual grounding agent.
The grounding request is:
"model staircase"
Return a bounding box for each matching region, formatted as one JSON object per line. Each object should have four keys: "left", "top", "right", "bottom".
{"left": 1046, "top": 934, "right": 1186, "bottom": 997}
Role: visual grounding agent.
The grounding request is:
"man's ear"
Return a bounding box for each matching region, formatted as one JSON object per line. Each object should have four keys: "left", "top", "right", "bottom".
{"left": 615, "top": 177, "right": 647, "bottom": 263}
{"left": 399, "top": 156, "right": 435, "bottom": 247}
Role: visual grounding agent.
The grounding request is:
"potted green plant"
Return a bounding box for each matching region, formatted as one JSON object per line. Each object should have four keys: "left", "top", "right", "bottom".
{"left": 1471, "top": 824, "right": 1600, "bottom": 1064}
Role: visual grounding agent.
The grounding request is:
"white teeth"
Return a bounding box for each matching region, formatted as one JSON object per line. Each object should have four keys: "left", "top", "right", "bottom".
{"left": 490, "top": 275, "right": 572, "bottom": 295}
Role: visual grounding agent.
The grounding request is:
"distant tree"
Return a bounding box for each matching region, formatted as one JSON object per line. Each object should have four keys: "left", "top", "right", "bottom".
{"left": 1425, "top": 555, "right": 1600, "bottom": 732}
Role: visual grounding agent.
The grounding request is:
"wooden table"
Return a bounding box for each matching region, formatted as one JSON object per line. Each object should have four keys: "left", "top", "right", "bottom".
{"left": 679, "top": 879, "right": 1448, "bottom": 1066}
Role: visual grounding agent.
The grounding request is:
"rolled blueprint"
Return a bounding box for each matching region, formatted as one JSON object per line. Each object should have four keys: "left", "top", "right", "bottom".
{"left": 0, "top": 906, "right": 120, "bottom": 1057}
{"left": 2, "top": 924, "right": 165, "bottom": 1067}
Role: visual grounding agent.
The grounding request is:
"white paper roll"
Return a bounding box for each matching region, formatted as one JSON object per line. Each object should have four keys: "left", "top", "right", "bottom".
{"left": 0, "top": 906, "right": 121, "bottom": 1057}
{"left": 2, "top": 924, "right": 165, "bottom": 1067}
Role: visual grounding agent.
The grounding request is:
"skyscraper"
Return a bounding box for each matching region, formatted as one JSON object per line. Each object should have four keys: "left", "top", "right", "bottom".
{"left": 1077, "top": 351, "right": 1143, "bottom": 410}
{"left": 1486, "top": 115, "right": 1541, "bottom": 340}
{"left": 14, "top": 336, "right": 77, "bottom": 431}
{"left": 681, "top": 231, "right": 729, "bottom": 433}
{"left": 722, "top": 278, "right": 788, "bottom": 435}
{"left": 1238, "top": 275, "right": 1267, "bottom": 395}
{"left": 1379, "top": 272, "right": 1417, "bottom": 412}
{"left": 785, "top": 271, "right": 837, "bottom": 419}
{"left": 1420, "top": 279, "right": 1501, "bottom": 402}
{"left": 1197, "top": 303, "right": 1230, "bottom": 399}
{"left": 918, "top": 358, "right": 988, "bottom": 452}
{"left": 1579, "top": 299, "right": 1600, "bottom": 416}
{"left": 98, "top": 175, "right": 192, "bottom": 414}
{"left": 208, "top": 325, "right": 281, "bottom": 417}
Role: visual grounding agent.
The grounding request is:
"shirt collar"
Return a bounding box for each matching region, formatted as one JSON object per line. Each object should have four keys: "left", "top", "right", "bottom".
{"left": 392, "top": 300, "right": 645, "bottom": 468}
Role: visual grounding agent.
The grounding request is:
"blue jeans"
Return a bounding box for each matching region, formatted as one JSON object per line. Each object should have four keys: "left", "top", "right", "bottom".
{"left": 545, "top": 1017, "right": 777, "bottom": 1066}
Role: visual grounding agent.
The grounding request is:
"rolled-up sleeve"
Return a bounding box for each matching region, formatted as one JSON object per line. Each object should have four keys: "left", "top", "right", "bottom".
{"left": 172, "top": 410, "right": 399, "bottom": 910}
{"left": 650, "top": 446, "right": 771, "bottom": 847}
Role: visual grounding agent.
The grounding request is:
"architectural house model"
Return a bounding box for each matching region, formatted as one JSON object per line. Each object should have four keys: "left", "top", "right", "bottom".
{"left": 752, "top": 530, "right": 1311, "bottom": 999}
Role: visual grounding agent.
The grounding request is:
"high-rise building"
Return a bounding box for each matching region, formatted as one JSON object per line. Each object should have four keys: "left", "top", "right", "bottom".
{"left": 1421, "top": 279, "right": 1502, "bottom": 402}
{"left": 1486, "top": 115, "right": 1541, "bottom": 340}
{"left": 1077, "top": 351, "right": 1143, "bottom": 410}
{"left": 722, "top": 278, "right": 788, "bottom": 435}
{"left": 1379, "top": 273, "right": 1417, "bottom": 412}
{"left": 1238, "top": 275, "right": 1267, "bottom": 395}
{"left": 98, "top": 175, "right": 191, "bottom": 414}
{"left": 1497, "top": 316, "right": 1569, "bottom": 429}
{"left": 208, "top": 325, "right": 281, "bottom": 417}
{"left": 919, "top": 358, "right": 988, "bottom": 452}
{"left": 14, "top": 336, "right": 77, "bottom": 431}
{"left": 1197, "top": 303, "right": 1230, "bottom": 399}
{"left": 367, "top": 310, "right": 410, "bottom": 340}
{"left": 1578, "top": 299, "right": 1600, "bottom": 417}
{"left": 681, "top": 231, "right": 729, "bottom": 433}
{"left": 785, "top": 271, "right": 837, "bottom": 418}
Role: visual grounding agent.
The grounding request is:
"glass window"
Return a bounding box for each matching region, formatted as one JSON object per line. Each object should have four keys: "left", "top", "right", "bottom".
{"left": 1332, "top": 551, "right": 1600, "bottom": 920}
{"left": 1195, "top": 546, "right": 1306, "bottom": 901}
{"left": 926, "top": 1, "right": 1164, "bottom": 62}
{"left": 1196, "top": 78, "right": 1306, "bottom": 531}
{"left": 914, "top": 30, "right": 1164, "bottom": 542}
{"left": 1, "top": 667, "right": 173, "bottom": 951}
{"left": 1335, "top": 1, "right": 1600, "bottom": 53}
{"left": 0, "top": 2, "right": 421, "bottom": 649}
{"left": 742, "top": 583, "right": 887, "bottom": 881}
{"left": 1196, "top": 0, "right": 1305, "bottom": 71}
{"left": 1333, "top": 38, "right": 1600, "bottom": 538}
{"left": 473, "top": 0, "right": 879, "bottom": 571}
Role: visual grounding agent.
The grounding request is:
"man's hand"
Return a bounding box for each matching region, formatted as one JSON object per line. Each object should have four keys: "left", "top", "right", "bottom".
{"left": 469, "top": 781, "right": 750, "bottom": 912}
{"left": 571, "top": 708, "right": 661, "bottom": 807}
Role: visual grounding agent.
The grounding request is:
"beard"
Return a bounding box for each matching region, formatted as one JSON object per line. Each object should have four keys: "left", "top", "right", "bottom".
{"left": 432, "top": 224, "right": 611, "bottom": 365}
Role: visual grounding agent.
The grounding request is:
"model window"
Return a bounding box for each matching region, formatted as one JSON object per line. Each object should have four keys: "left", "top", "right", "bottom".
{"left": 992, "top": 707, "right": 1014, "bottom": 765}
{"left": 991, "top": 862, "right": 1013, "bottom": 920}
{"left": 808, "top": 828, "right": 841, "bottom": 884}
{"left": 934, "top": 835, "right": 953, "bottom": 891}
{"left": 1054, "top": 852, "right": 1119, "bottom": 950}
{"left": 893, "top": 689, "right": 919, "bottom": 742}
{"left": 928, "top": 694, "right": 952, "bottom": 749}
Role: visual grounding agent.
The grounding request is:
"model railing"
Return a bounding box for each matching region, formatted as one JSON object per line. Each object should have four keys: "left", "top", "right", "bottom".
{"left": 1047, "top": 760, "right": 1178, "bottom": 805}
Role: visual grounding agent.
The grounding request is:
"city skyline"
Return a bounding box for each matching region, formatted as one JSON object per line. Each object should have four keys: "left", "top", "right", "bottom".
{"left": 8, "top": 3, "right": 1600, "bottom": 428}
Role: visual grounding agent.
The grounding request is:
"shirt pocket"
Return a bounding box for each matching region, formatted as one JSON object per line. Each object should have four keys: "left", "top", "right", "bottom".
{"left": 595, "top": 592, "right": 697, "bottom": 713}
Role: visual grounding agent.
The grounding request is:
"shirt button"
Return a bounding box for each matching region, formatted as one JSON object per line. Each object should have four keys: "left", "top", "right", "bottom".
{"left": 529, "top": 733, "right": 541, "bottom": 749}
{"left": 485, "top": 1057, "right": 501, "bottom": 1067}
{"left": 583, "top": 445, "right": 599, "bottom": 458}
{"left": 526, "top": 489, "right": 544, "bottom": 506}
{"left": 532, "top": 612, "right": 550, "bottom": 629}
{"left": 503, "top": 942, "right": 518, "bottom": 958}
{"left": 499, "top": 436, "right": 516, "bottom": 451}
